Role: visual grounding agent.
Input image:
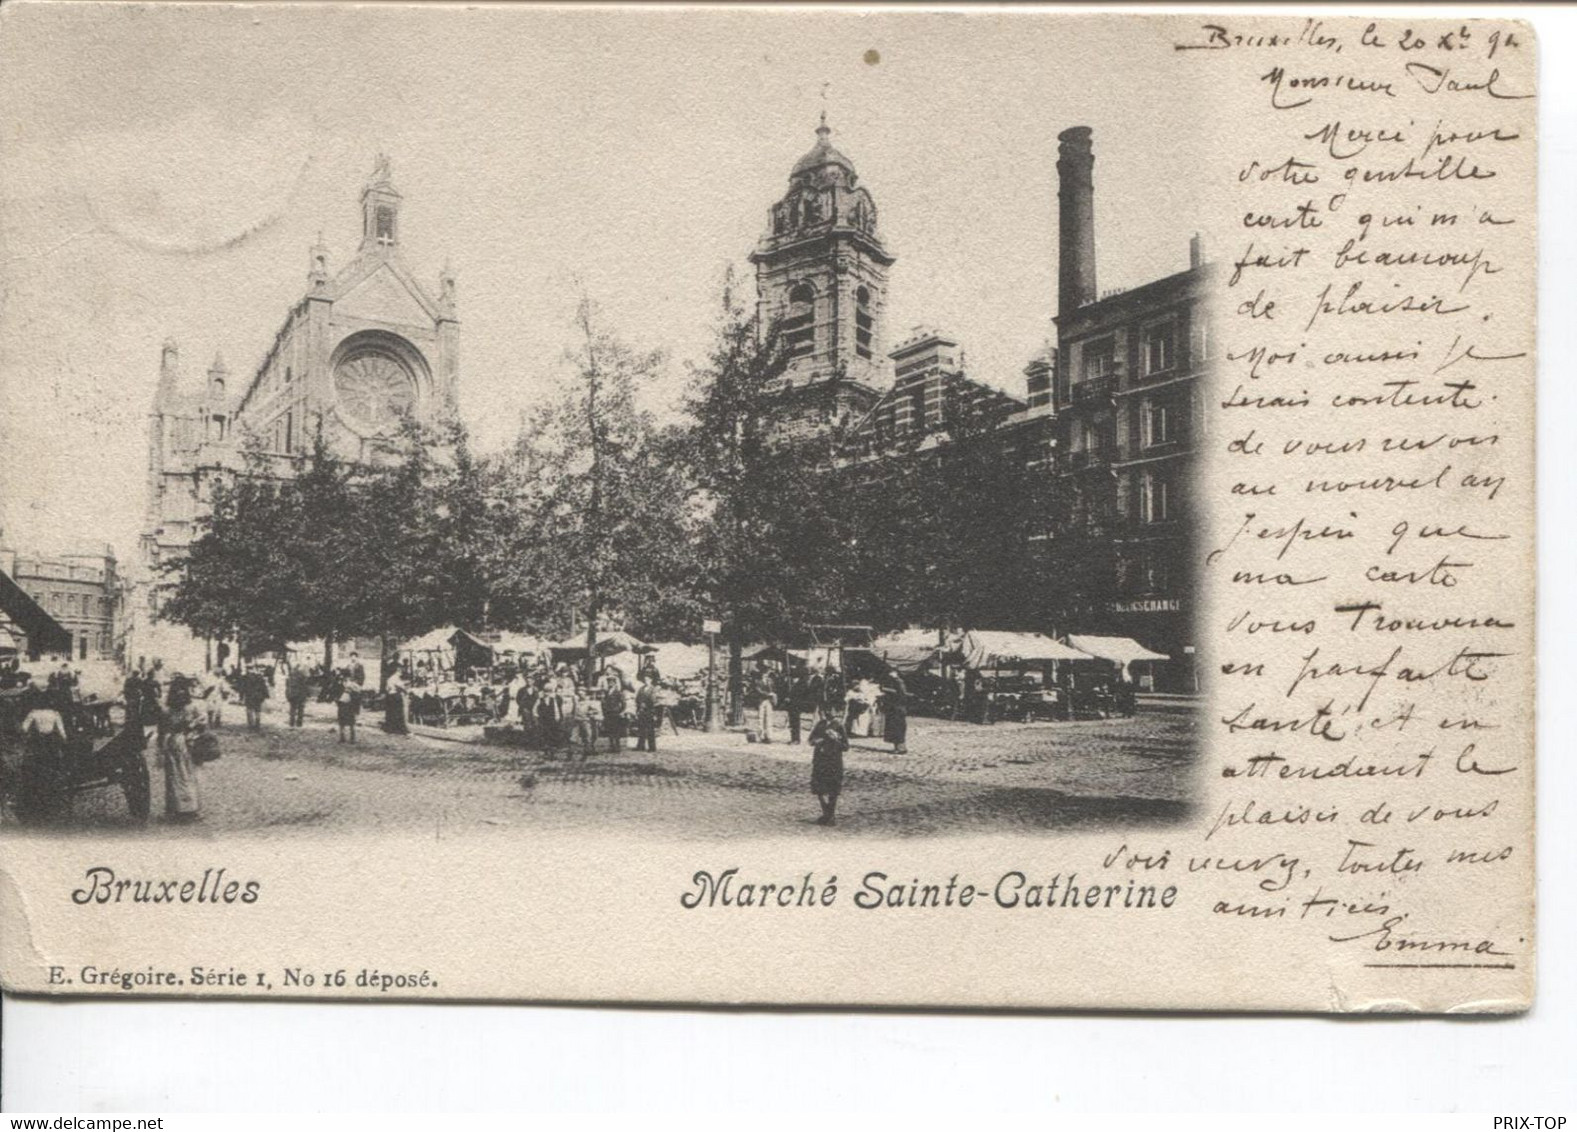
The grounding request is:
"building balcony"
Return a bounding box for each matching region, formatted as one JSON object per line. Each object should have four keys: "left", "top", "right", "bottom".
{"left": 1071, "top": 375, "right": 1116, "bottom": 405}
{"left": 1064, "top": 448, "right": 1115, "bottom": 471}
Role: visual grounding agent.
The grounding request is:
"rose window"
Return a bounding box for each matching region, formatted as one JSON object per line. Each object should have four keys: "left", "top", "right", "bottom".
{"left": 333, "top": 351, "right": 416, "bottom": 432}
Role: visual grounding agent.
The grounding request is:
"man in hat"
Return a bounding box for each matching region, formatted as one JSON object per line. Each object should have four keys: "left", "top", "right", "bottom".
{"left": 239, "top": 665, "right": 269, "bottom": 731}
{"left": 285, "top": 663, "right": 310, "bottom": 728}
{"left": 634, "top": 673, "right": 661, "bottom": 753}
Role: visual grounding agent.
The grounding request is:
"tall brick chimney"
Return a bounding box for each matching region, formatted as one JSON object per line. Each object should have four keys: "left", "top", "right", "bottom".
{"left": 1057, "top": 126, "right": 1097, "bottom": 320}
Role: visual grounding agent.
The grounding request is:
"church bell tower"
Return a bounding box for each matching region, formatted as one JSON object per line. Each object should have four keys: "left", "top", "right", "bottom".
{"left": 361, "top": 152, "right": 402, "bottom": 253}
{"left": 751, "top": 115, "right": 895, "bottom": 439}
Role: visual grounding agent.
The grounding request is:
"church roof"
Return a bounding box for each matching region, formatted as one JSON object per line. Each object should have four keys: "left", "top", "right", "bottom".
{"left": 791, "top": 114, "right": 857, "bottom": 180}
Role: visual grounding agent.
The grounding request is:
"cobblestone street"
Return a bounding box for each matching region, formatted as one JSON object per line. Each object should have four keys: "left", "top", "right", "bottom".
{"left": 47, "top": 697, "right": 1198, "bottom": 839}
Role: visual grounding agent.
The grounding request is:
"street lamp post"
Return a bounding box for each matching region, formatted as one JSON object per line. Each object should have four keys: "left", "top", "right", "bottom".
{"left": 703, "top": 618, "right": 721, "bottom": 732}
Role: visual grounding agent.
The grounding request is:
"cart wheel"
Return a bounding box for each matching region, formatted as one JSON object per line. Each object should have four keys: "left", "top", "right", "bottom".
{"left": 12, "top": 757, "right": 67, "bottom": 826}
{"left": 121, "top": 751, "right": 151, "bottom": 824}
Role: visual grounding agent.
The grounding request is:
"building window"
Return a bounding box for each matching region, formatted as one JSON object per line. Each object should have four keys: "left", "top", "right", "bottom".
{"left": 1083, "top": 337, "right": 1116, "bottom": 381}
{"left": 855, "top": 285, "right": 873, "bottom": 360}
{"left": 783, "top": 283, "right": 815, "bottom": 358}
{"left": 1141, "top": 470, "right": 1172, "bottom": 523}
{"left": 1142, "top": 398, "right": 1176, "bottom": 448}
{"left": 1143, "top": 322, "right": 1176, "bottom": 376}
{"left": 376, "top": 206, "right": 396, "bottom": 246}
{"left": 285, "top": 365, "right": 293, "bottom": 384}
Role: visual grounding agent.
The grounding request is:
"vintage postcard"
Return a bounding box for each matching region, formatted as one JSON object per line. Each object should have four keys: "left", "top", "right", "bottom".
{"left": 0, "top": 6, "right": 1536, "bottom": 1011}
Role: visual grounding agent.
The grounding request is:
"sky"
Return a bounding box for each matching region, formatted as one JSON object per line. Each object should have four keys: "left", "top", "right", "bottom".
{"left": 0, "top": 5, "right": 1208, "bottom": 562}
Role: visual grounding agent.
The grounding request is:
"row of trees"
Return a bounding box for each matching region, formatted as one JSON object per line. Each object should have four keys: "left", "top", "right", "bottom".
{"left": 160, "top": 278, "right": 1068, "bottom": 692}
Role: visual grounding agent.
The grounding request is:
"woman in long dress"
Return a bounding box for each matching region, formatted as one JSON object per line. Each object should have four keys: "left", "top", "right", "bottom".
{"left": 809, "top": 706, "right": 849, "bottom": 826}
{"left": 382, "top": 669, "right": 409, "bottom": 735}
{"left": 161, "top": 677, "right": 203, "bottom": 821}
{"left": 881, "top": 671, "right": 909, "bottom": 755}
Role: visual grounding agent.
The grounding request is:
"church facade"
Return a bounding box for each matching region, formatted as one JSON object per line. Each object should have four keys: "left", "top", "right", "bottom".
{"left": 130, "top": 157, "right": 459, "bottom": 669}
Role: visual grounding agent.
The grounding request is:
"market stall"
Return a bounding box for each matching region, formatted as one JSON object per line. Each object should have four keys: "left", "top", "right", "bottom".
{"left": 396, "top": 627, "right": 459, "bottom": 685}
{"left": 547, "top": 629, "right": 653, "bottom": 680}
{"left": 957, "top": 630, "right": 1103, "bottom": 722}
{"left": 1065, "top": 634, "right": 1169, "bottom": 691}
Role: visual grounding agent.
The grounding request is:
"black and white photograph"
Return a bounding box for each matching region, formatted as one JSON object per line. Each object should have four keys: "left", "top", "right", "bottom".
{"left": 0, "top": 10, "right": 1206, "bottom": 841}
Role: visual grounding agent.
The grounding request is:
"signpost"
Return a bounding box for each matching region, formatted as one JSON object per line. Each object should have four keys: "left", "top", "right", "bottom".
{"left": 702, "top": 619, "right": 722, "bottom": 732}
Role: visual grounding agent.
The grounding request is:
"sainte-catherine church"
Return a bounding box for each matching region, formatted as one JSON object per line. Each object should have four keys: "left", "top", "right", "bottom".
{"left": 132, "top": 155, "right": 461, "bottom": 667}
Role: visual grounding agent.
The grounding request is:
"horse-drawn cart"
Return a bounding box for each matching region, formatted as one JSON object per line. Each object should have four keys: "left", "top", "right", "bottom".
{"left": 0, "top": 690, "right": 150, "bottom": 825}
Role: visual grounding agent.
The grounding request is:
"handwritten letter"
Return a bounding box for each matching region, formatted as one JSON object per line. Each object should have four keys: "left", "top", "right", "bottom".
{"left": 1185, "top": 16, "right": 1535, "bottom": 1008}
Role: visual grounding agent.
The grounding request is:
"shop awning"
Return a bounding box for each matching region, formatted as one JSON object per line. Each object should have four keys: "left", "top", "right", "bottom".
{"left": 549, "top": 629, "right": 652, "bottom": 659}
{"left": 448, "top": 629, "right": 496, "bottom": 671}
{"left": 0, "top": 569, "right": 71, "bottom": 656}
{"left": 1065, "top": 634, "right": 1170, "bottom": 665}
{"left": 804, "top": 624, "right": 875, "bottom": 649}
{"left": 644, "top": 641, "right": 714, "bottom": 679}
{"left": 870, "top": 644, "right": 940, "bottom": 673}
{"left": 873, "top": 627, "right": 952, "bottom": 651}
{"left": 398, "top": 626, "right": 461, "bottom": 655}
{"left": 489, "top": 631, "right": 546, "bottom": 656}
{"left": 960, "top": 630, "right": 1096, "bottom": 669}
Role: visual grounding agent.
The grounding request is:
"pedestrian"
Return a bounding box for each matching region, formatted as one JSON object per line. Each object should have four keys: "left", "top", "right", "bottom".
{"left": 566, "top": 691, "right": 595, "bottom": 761}
{"left": 635, "top": 674, "right": 660, "bottom": 753}
{"left": 515, "top": 678, "right": 534, "bottom": 730}
{"left": 348, "top": 652, "right": 367, "bottom": 688}
{"left": 140, "top": 663, "right": 165, "bottom": 740}
{"left": 19, "top": 687, "right": 70, "bottom": 813}
{"left": 383, "top": 668, "right": 409, "bottom": 735}
{"left": 537, "top": 675, "right": 561, "bottom": 748}
{"left": 240, "top": 665, "right": 268, "bottom": 731}
{"left": 808, "top": 705, "right": 848, "bottom": 827}
{"left": 336, "top": 671, "right": 362, "bottom": 743}
{"left": 845, "top": 677, "right": 874, "bottom": 737}
{"left": 806, "top": 662, "right": 826, "bottom": 714}
{"left": 602, "top": 679, "right": 628, "bottom": 753}
{"left": 122, "top": 667, "right": 145, "bottom": 728}
{"left": 881, "top": 670, "right": 909, "bottom": 754}
{"left": 285, "top": 664, "right": 309, "bottom": 728}
{"left": 754, "top": 665, "right": 777, "bottom": 744}
{"left": 787, "top": 668, "right": 808, "bottom": 745}
{"left": 504, "top": 668, "right": 527, "bottom": 723}
{"left": 160, "top": 676, "right": 203, "bottom": 821}
{"left": 824, "top": 667, "right": 845, "bottom": 714}
{"left": 199, "top": 668, "right": 225, "bottom": 730}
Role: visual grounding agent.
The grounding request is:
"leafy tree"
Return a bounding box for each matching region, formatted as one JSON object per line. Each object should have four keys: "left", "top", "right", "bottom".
{"left": 498, "top": 297, "right": 698, "bottom": 681}
{"left": 680, "top": 276, "right": 854, "bottom": 721}
{"left": 157, "top": 445, "right": 300, "bottom": 652}
{"left": 159, "top": 420, "right": 503, "bottom": 679}
{"left": 834, "top": 380, "right": 1060, "bottom": 632}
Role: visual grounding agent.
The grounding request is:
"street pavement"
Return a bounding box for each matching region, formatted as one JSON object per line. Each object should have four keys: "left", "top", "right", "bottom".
{"left": 43, "top": 698, "right": 1198, "bottom": 839}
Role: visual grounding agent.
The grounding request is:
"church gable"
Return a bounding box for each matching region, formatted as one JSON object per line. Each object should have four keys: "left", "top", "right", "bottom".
{"left": 332, "top": 261, "right": 437, "bottom": 329}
